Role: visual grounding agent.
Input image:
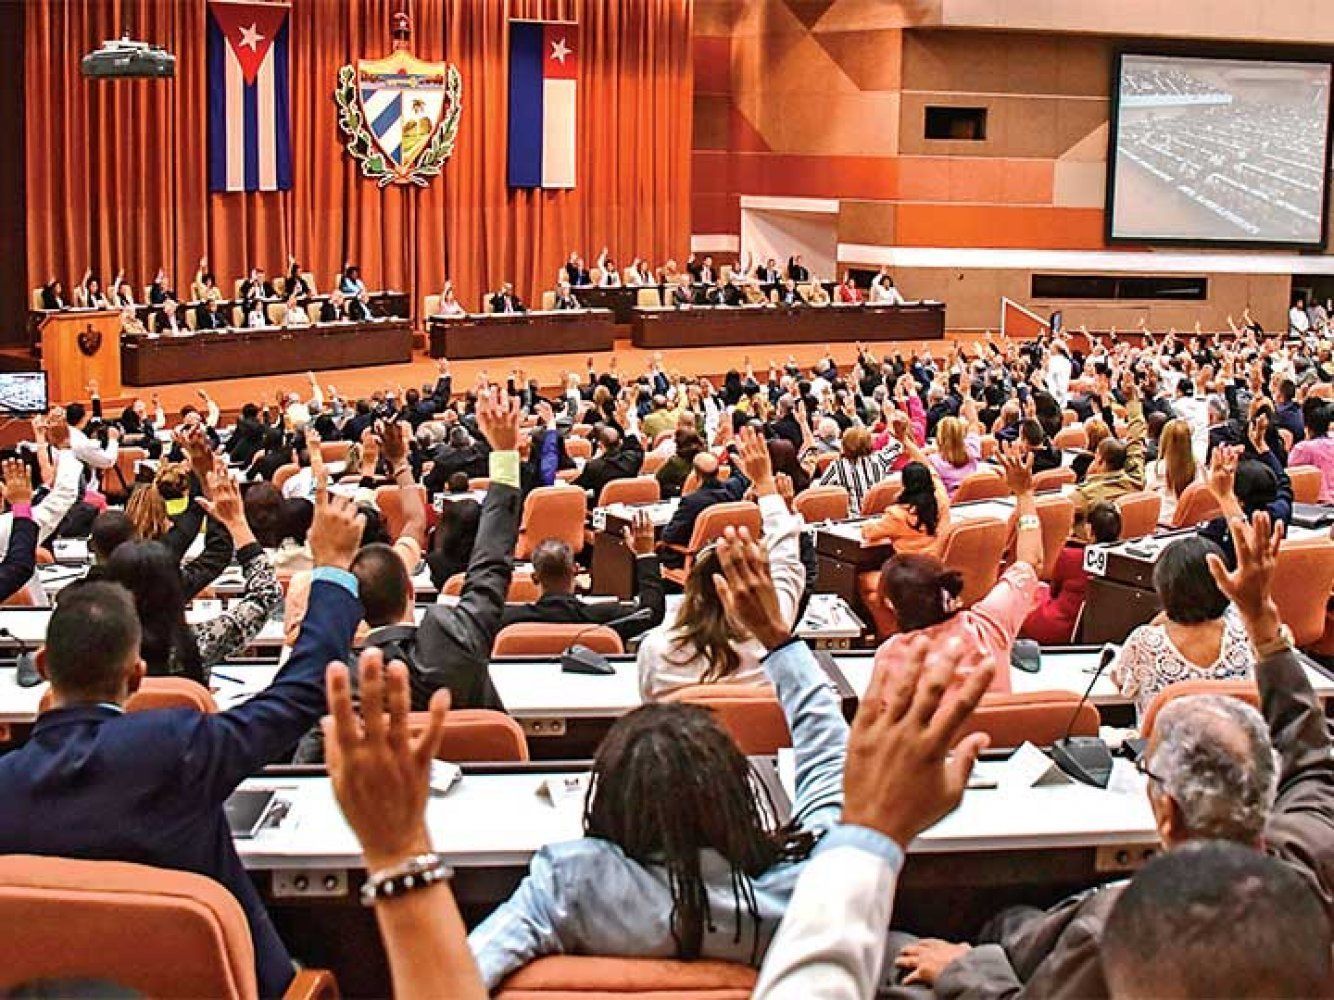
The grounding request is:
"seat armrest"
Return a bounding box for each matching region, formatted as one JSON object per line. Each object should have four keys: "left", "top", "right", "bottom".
{"left": 284, "top": 968, "right": 339, "bottom": 1000}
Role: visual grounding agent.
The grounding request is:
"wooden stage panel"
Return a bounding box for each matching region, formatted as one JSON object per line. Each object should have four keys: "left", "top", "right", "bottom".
{"left": 427, "top": 310, "right": 617, "bottom": 360}
{"left": 631, "top": 302, "right": 945, "bottom": 348}
{"left": 120, "top": 321, "right": 413, "bottom": 386}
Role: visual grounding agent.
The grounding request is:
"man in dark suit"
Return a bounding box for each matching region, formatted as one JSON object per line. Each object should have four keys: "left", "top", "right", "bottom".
{"left": 775, "top": 278, "right": 806, "bottom": 307}
{"left": 573, "top": 425, "right": 645, "bottom": 501}
{"left": 564, "top": 253, "right": 591, "bottom": 287}
{"left": 156, "top": 298, "right": 189, "bottom": 336}
{"left": 787, "top": 255, "right": 810, "bottom": 282}
{"left": 755, "top": 258, "right": 782, "bottom": 285}
{"left": 0, "top": 494, "right": 365, "bottom": 997}
{"left": 501, "top": 514, "right": 665, "bottom": 644}
{"left": 354, "top": 394, "right": 521, "bottom": 714}
{"left": 489, "top": 282, "right": 526, "bottom": 314}
{"left": 195, "top": 298, "right": 229, "bottom": 330}
{"left": 239, "top": 267, "right": 273, "bottom": 304}
{"left": 658, "top": 452, "right": 751, "bottom": 568}
{"left": 670, "top": 275, "right": 697, "bottom": 308}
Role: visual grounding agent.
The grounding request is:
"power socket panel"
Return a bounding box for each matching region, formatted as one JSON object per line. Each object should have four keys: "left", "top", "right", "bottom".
{"left": 271, "top": 869, "right": 350, "bottom": 899}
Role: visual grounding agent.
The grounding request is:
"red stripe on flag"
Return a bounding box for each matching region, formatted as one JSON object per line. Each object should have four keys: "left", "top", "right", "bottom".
{"left": 543, "top": 24, "right": 577, "bottom": 80}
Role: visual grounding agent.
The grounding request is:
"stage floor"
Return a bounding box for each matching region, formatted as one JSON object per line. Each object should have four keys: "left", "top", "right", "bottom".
{"left": 131, "top": 334, "right": 979, "bottom": 416}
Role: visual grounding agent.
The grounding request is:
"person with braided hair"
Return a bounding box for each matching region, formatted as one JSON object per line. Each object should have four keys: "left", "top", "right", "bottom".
{"left": 468, "top": 525, "right": 847, "bottom": 988}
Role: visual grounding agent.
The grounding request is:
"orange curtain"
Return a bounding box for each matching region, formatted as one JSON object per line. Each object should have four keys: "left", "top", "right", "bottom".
{"left": 26, "top": 0, "right": 693, "bottom": 316}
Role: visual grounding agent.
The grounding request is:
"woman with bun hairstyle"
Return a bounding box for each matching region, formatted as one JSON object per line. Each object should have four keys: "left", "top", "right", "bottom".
{"left": 870, "top": 443, "right": 1043, "bottom": 693}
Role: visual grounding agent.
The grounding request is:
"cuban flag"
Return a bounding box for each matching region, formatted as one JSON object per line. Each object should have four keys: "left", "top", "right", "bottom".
{"left": 508, "top": 21, "right": 577, "bottom": 189}
{"left": 207, "top": 0, "right": 292, "bottom": 193}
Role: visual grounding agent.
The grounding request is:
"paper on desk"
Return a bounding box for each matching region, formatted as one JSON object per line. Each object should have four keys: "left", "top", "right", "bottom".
{"left": 998, "top": 742, "right": 1073, "bottom": 790}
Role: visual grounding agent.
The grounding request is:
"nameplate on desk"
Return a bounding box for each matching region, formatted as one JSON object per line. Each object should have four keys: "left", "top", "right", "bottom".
{"left": 1083, "top": 545, "right": 1109, "bottom": 577}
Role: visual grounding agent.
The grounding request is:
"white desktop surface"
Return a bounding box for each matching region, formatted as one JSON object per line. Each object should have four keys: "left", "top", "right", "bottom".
{"left": 235, "top": 772, "right": 587, "bottom": 869}
{"left": 489, "top": 659, "right": 641, "bottom": 719}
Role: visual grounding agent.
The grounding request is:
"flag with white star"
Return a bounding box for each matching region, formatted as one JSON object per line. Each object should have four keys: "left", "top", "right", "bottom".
{"left": 508, "top": 21, "right": 578, "bottom": 189}
{"left": 207, "top": 0, "right": 293, "bottom": 192}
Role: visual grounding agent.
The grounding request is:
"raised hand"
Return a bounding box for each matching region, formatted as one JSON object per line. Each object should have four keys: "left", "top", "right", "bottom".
{"left": 997, "top": 441, "right": 1033, "bottom": 496}
{"left": 309, "top": 483, "right": 366, "bottom": 571}
{"left": 324, "top": 649, "right": 447, "bottom": 871}
{"left": 735, "top": 425, "right": 775, "bottom": 493}
{"left": 1207, "top": 443, "right": 1241, "bottom": 500}
{"left": 622, "top": 510, "right": 655, "bottom": 556}
{"left": 1, "top": 459, "right": 33, "bottom": 508}
{"left": 359, "top": 427, "right": 382, "bottom": 476}
{"left": 475, "top": 388, "right": 521, "bottom": 452}
{"left": 196, "top": 469, "right": 250, "bottom": 538}
{"left": 712, "top": 526, "right": 789, "bottom": 651}
{"left": 377, "top": 418, "right": 409, "bottom": 468}
{"left": 1206, "top": 511, "right": 1284, "bottom": 645}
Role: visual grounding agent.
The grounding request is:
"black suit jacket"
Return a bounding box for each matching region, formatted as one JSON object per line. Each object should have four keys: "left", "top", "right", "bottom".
{"left": 500, "top": 555, "right": 666, "bottom": 643}
{"left": 788, "top": 261, "right": 810, "bottom": 282}
{"left": 0, "top": 580, "right": 361, "bottom": 997}
{"left": 490, "top": 292, "right": 526, "bottom": 314}
{"left": 660, "top": 472, "right": 752, "bottom": 565}
{"left": 40, "top": 288, "right": 65, "bottom": 310}
{"left": 565, "top": 264, "right": 591, "bottom": 287}
{"left": 554, "top": 293, "right": 582, "bottom": 310}
{"left": 195, "top": 304, "right": 228, "bottom": 330}
{"left": 364, "top": 484, "right": 520, "bottom": 711}
{"left": 573, "top": 435, "right": 645, "bottom": 501}
{"left": 239, "top": 279, "right": 273, "bottom": 303}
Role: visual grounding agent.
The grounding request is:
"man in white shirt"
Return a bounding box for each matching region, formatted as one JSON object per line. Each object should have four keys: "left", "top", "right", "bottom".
{"left": 64, "top": 395, "right": 119, "bottom": 493}
{"left": 1045, "top": 341, "right": 1072, "bottom": 407}
{"left": 752, "top": 632, "right": 994, "bottom": 999}
{"left": 1170, "top": 382, "right": 1210, "bottom": 463}
{"left": 1291, "top": 298, "right": 1312, "bottom": 335}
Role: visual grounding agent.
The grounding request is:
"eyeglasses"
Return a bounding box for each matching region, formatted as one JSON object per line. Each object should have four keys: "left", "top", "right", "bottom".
{"left": 1134, "top": 754, "right": 1164, "bottom": 785}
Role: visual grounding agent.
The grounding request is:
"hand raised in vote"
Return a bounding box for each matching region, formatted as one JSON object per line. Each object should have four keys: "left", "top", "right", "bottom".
{"left": 735, "top": 425, "right": 775, "bottom": 494}
{"left": 712, "top": 526, "right": 789, "bottom": 652}
{"left": 309, "top": 483, "right": 366, "bottom": 571}
{"left": 844, "top": 633, "right": 992, "bottom": 852}
{"left": 325, "top": 649, "right": 448, "bottom": 870}
{"left": 475, "top": 387, "right": 521, "bottom": 452}
{"left": 359, "top": 427, "right": 382, "bottom": 476}
{"left": 197, "top": 469, "right": 248, "bottom": 539}
{"left": 1, "top": 459, "right": 33, "bottom": 509}
{"left": 377, "top": 419, "right": 409, "bottom": 467}
{"left": 623, "top": 510, "right": 655, "bottom": 556}
{"left": 1207, "top": 511, "right": 1284, "bottom": 646}
{"left": 997, "top": 441, "right": 1033, "bottom": 496}
{"left": 1207, "top": 443, "right": 1240, "bottom": 500}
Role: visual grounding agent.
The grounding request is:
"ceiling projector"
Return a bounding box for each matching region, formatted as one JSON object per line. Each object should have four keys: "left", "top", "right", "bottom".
{"left": 81, "top": 35, "right": 176, "bottom": 79}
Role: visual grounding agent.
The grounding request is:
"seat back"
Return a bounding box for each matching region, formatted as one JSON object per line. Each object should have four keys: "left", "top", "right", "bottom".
{"left": 793, "top": 485, "right": 850, "bottom": 524}
{"left": 423, "top": 294, "right": 442, "bottom": 318}
{"left": 0, "top": 855, "right": 259, "bottom": 999}
{"left": 409, "top": 709, "right": 529, "bottom": 762}
{"left": 960, "top": 691, "right": 1098, "bottom": 748}
{"left": 318, "top": 440, "right": 352, "bottom": 464}
{"left": 40, "top": 677, "right": 219, "bottom": 715}
{"left": 940, "top": 517, "right": 1009, "bottom": 606}
{"left": 952, "top": 471, "right": 1009, "bottom": 504}
{"left": 107, "top": 446, "right": 147, "bottom": 503}
{"left": 1289, "top": 465, "right": 1323, "bottom": 505}
{"left": 30, "top": 288, "right": 44, "bottom": 310}
{"left": 271, "top": 465, "right": 300, "bottom": 492}
{"left": 266, "top": 302, "right": 287, "bottom": 325}
{"left": 1032, "top": 467, "right": 1076, "bottom": 493}
{"left": 496, "top": 956, "right": 756, "bottom": 999}
{"left": 1010, "top": 495, "right": 1075, "bottom": 581}
{"left": 540, "top": 290, "right": 556, "bottom": 312}
{"left": 1170, "top": 481, "right": 1223, "bottom": 528}
{"left": 1273, "top": 539, "right": 1334, "bottom": 646}
{"left": 686, "top": 501, "right": 762, "bottom": 554}
{"left": 860, "top": 478, "right": 902, "bottom": 516}
{"left": 636, "top": 287, "right": 662, "bottom": 308}
{"left": 516, "top": 486, "right": 589, "bottom": 560}
{"left": 493, "top": 622, "right": 623, "bottom": 657}
{"left": 374, "top": 484, "right": 428, "bottom": 543}
{"left": 641, "top": 452, "right": 668, "bottom": 475}
{"left": 443, "top": 569, "right": 541, "bottom": 603}
{"left": 1140, "top": 679, "right": 1261, "bottom": 739}
{"left": 1052, "top": 426, "right": 1088, "bottom": 450}
{"left": 599, "top": 476, "right": 660, "bottom": 507}
{"left": 565, "top": 436, "right": 593, "bottom": 460}
{"left": 1114, "top": 491, "right": 1162, "bottom": 540}
{"left": 666, "top": 684, "right": 790, "bottom": 755}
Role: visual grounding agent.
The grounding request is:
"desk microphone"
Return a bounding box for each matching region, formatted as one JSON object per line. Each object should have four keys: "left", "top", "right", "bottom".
{"left": 1049, "top": 644, "right": 1117, "bottom": 788}
{"left": 561, "top": 607, "right": 655, "bottom": 676}
{"left": 0, "top": 628, "right": 40, "bottom": 688}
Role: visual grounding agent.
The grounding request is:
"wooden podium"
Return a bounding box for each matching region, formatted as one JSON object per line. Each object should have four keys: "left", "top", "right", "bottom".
{"left": 39, "top": 310, "right": 123, "bottom": 401}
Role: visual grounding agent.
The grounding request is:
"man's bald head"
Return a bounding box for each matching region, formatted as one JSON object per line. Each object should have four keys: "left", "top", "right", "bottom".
{"left": 693, "top": 452, "right": 720, "bottom": 480}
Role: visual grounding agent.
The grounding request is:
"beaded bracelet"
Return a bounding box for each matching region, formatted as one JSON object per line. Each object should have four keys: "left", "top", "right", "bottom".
{"left": 360, "top": 853, "right": 454, "bottom": 907}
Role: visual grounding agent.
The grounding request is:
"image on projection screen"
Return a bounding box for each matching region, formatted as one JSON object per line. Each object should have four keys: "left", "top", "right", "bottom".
{"left": 1110, "top": 54, "right": 1332, "bottom": 245}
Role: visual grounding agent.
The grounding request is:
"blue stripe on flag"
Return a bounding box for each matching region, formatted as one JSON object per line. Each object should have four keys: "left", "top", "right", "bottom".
{"left": 273, "top": 16, "right": 292, "bottom": 190}
{"left": 243, "top": 76, "right": 259, "bottom": 191}
{"left": 207, "top": 13, "right": 227, "bottom": 192}
{"left": 508, "top": 21, "right": 544, "bottom": 188}
{"left": 373, "top": 96, "right": 401, "bottom": 143}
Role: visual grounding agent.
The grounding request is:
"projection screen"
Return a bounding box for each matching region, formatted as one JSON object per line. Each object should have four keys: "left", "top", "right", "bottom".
{"left": 1107, "top": 53, "right": 1333, "bottom": 247}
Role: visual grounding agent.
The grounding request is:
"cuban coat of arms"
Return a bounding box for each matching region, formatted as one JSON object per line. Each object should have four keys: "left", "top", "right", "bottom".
{"left": 335, "top": 46, "right": 462, "bottom": 187}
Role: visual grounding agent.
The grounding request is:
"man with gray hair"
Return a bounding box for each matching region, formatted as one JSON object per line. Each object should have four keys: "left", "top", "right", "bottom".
{"left": 890, "top": 513, "right": 1334, "bottom": 997}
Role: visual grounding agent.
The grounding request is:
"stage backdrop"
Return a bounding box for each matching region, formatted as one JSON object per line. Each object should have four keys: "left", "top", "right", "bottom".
{"left": 26, "top": 0, "right": 692, "bottom": 318}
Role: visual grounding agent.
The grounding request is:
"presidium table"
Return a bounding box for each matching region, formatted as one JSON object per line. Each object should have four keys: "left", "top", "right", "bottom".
{"left": 632, "top": 301, "right": 945, "bottom": 349}
{"left": 427, "top": 309, "right": 617, "bottom": 360}
{"left": 120, "top": 319, "right": 413, "bottom": 385}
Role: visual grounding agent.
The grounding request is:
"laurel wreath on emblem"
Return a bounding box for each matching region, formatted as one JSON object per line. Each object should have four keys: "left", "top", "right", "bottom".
{"left": 334, "top": 63, "right": 463, "bottom": 188}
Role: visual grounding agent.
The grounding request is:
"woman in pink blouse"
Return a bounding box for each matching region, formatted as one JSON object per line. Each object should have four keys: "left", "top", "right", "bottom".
{"left": 871, "top": 445, "right": 1043, "bottom": 693}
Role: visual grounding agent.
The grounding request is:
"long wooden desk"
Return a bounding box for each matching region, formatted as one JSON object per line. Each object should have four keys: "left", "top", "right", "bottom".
{"left": 121, "top": 320, "right": 413, "bottom": 385}
{"left": 427, "top": 309, "right": 616, "bottom": 360}
{"left": 631, "top": 301, "right": 945, "bottom": 349}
